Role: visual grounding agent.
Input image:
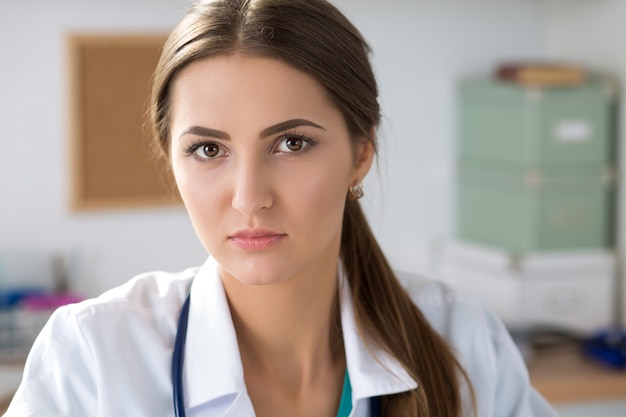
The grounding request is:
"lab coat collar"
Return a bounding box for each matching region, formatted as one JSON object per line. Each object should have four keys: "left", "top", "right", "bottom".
{"left": 183, "top": 257, "right": 417, "bottom": 411}
{"left": 185, "top": 256, "right": 246, "bottom": 410}
{"left": 337, "top": 263, "right": 418, "bottom": 403}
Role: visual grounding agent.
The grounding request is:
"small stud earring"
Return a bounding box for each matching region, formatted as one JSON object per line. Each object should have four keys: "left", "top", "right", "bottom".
{"left": 348, "top": 182, "right": 364, "bottom": 201}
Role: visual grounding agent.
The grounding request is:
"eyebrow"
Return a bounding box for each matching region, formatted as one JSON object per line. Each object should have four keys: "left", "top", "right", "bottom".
{"left": 259, "top": 119, "right": 325, "bottom": 138}
{"left": 179, "top": 118, "right": 325, "bottom": 141}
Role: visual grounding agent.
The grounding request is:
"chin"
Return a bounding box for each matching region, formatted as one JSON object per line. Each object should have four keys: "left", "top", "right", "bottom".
{"left": 217, "top": 257, "right": 297, "bottom": 287}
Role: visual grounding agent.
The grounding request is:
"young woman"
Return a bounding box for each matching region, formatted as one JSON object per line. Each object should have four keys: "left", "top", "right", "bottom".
{"left": 6, "top": 1, "right": 557, "bottom": 416}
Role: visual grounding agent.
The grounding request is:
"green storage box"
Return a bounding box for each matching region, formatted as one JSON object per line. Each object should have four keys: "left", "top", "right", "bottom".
{"left": 459, "top": 78, "right": 616, "bottom": 165}
{"left": 457, "top": 161, "right": 615, "bottom": 252}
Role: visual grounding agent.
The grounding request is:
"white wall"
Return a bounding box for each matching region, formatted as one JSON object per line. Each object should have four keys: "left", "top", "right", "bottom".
{"left": 542, "top": 0, "right": 626, "bottom": 324}
{"left": 0, "top": 0, "right": 544, "bottom": 297}
{"left": 0, "top": 0, "right": 204, "bottom": 296}
{"left": 340, "top": 0, "right": 544, "bottom": 275}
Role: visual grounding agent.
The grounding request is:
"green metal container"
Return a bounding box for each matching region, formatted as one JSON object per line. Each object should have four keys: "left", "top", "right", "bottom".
{"left": 459, "top": 78, "right": 616, "bottom": 165}
{"left": 457, "top": 160, "right": 615, "bottom": 252}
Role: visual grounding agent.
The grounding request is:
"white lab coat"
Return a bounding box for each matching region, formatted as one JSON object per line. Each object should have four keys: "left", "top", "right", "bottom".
{"left": 5, "top": 257, "right": 557, "bottom": 417}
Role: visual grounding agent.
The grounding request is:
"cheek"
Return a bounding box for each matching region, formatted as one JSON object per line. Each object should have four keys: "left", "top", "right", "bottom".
{"left": 176, "top": 177, "right": 232, "bottom": 256}
{"left": 284, "top": 160, "right": 351, "bottom": 228}
{"left": 172, "top": 163, "right": 225, "bottom": 228}
{"left": 172, "top": 163, "right": 199, "bottom": 206}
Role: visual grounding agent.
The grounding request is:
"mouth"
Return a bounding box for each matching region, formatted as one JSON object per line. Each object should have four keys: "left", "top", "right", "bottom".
{"left": 228, "top": 229, "right": 287, "bottom": 251}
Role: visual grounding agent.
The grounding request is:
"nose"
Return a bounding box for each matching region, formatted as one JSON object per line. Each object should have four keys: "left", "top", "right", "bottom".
{"left": 231, "top": 157, "right": 273, "bottom": 218}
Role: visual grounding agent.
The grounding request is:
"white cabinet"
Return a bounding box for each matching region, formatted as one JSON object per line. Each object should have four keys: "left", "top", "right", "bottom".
{"left": 434, "top": 239, "right": 616, "bottom": 333}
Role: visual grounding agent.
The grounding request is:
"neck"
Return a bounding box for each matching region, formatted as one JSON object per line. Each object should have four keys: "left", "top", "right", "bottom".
{"left": 220, "top": 259, "right": 344, "bottom": 382}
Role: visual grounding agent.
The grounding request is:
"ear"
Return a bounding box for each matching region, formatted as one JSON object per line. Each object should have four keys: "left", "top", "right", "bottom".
{"left": 352, "top": 138, "right": 375, "bottom": 183}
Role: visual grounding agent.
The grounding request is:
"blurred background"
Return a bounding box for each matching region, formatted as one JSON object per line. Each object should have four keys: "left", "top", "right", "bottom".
{"left": 1, "top": 0, "right": 625, "bottom": 415}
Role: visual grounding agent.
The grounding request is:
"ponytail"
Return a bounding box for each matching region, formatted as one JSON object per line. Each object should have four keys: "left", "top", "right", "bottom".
{"left": 341, "top": 199, "right": 474, "bottom": 416}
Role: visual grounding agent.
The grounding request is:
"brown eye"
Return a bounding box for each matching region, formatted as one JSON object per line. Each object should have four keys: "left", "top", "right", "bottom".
{"left": 276, "top": 135, "right": 314, "bottom": 154}
{"left": 285, "top": 137, "right": 303, "bottom": 151}
{"left": 194, "top": 143, "right": 223, "bottom": 159}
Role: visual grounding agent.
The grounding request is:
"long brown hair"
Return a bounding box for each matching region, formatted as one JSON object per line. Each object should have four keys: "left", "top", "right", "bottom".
{"left": 150, "top": 0, "right": 474, "bottom": 415}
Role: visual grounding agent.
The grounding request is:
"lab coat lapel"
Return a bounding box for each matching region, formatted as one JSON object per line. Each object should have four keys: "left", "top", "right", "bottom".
{"left": 338, "top": 264, "right": 418, "bottom": 403}
{"left": 223, "top": 392, "right": 257, "bottom": 417}
{"left": 185, "top": 256, "right": 247, "bottom": 410}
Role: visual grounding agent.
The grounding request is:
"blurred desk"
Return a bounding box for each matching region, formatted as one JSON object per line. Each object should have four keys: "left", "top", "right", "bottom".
{"left": 0, "top": 362, "right": 23, "bottom": 413}
{"left": 528, "top": 343, "right": 626, "bottom": 404}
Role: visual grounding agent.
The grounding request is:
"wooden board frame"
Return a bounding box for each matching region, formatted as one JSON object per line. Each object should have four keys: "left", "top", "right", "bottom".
{"left": 68, "top": 34, "right": 179, "bottom": 210}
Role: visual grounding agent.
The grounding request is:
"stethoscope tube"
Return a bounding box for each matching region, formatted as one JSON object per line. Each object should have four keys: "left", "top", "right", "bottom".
{"left": 171, "top": 293, "right": 381, "bottom": 417}
{"left": 172, "top": 294, "right": 190, "bottom": 417}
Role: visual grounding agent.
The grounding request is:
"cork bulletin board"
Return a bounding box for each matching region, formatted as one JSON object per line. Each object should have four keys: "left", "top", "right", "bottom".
{"left": 69, "top": 34, "right": 179, "bottom": 210}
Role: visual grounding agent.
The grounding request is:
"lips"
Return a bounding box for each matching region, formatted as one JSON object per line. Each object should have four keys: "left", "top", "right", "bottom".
{"left": 228, "top": 229, "right": 287, "bottom": 251}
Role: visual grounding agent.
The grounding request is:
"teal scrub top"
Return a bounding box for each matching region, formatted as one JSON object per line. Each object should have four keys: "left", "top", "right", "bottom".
{"left": 337, "top": 371, "right": 352, "bottom": 417}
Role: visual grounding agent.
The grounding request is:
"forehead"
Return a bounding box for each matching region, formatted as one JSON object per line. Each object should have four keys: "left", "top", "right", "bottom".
{"left": 169, "top": 54, "right": 342, "bottom": 128}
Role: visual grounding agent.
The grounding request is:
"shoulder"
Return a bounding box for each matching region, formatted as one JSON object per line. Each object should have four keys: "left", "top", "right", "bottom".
{"left": 401, "top": 273, "right": 513, "bottom": 376}
{"left": 40, "top": 266, "right": 200, "bottom": 353}
{"left": 403, "top": 273, "right": 499, "bottom": 337}
{"left": 399, "top": 277, "right": 559, "bottom": 416}
{"left": 8, "top": 267, "right": 201, "bottom": 416}
{"left": 65, "top": 266, "right": 198, "bottom": 319}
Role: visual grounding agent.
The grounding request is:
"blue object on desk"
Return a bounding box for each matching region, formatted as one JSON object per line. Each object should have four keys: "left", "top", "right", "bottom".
{"left": 0, "top": 288, "right": 48, "bottom": 309}
{"left": 583, "top": 329, "right": 626, "bottom": 369}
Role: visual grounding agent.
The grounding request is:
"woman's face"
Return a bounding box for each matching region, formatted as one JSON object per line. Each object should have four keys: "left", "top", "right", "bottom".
{"left": 169, "top": 55, "right": 373, "bottom": 286}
